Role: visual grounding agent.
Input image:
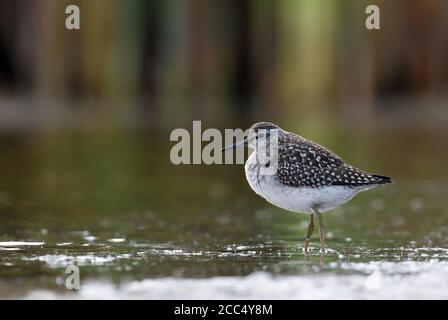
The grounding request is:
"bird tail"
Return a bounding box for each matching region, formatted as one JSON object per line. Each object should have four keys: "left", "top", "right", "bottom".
{"left": 371, "top": 174, "right": 394, "bottom": 184}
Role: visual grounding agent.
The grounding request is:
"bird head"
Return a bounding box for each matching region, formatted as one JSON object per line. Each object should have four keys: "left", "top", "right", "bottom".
{"left": 221, "top": 122, "right": 282, "bottom": 152}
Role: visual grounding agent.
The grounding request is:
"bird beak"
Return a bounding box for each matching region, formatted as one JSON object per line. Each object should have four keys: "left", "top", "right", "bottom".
{"left": 221, "top": 138, "right": 248, "bottom": 152}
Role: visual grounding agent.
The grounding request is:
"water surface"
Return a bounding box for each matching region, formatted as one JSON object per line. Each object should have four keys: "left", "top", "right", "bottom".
{"left": 0, "top": 128, "right": 447, "bottom": 299}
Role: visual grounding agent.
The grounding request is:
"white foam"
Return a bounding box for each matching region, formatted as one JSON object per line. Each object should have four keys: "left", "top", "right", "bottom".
{"left": 22, "top": 254, "right": 131, "bottom": 269}
{"left": 56, "top": 242, "right": 73, "bottom": 246}
{"left": 23, "top": 260, "right": 448, "bottom": 300}
{"left": 108, "top": 238, "right": 126, "bottom": 243}
{"left": 0, "top": 241, "right": 44, "bottom": 247}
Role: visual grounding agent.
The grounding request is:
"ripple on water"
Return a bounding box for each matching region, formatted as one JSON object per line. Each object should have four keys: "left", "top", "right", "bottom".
{"left": 4, "top": 238, "right": 448, "bottom": 299}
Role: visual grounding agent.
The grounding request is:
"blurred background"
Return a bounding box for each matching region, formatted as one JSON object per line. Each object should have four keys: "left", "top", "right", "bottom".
{"left": 1, "top": 0, "right": 448, "bottom": 130}
{"left": 1, "top": 0, "right": 448, "bottom": 299}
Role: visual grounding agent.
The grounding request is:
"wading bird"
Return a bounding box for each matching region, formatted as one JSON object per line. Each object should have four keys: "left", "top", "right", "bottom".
{"left": 222, "top": 122, "right": 392, "bottom": 253}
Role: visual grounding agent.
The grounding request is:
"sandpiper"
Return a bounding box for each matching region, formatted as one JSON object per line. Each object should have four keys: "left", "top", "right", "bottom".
{"left": 222, "top": 122, "right": 392, "bottom": 253}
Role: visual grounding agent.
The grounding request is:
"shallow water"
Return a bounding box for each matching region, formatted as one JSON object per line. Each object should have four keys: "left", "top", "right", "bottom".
{"left": 0, "top": 128, "right": 447, "bottom": 299}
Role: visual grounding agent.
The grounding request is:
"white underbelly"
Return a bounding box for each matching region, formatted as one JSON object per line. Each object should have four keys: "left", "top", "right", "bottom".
{"left": 244, "top": 154, "right": 370, "bottom": 214}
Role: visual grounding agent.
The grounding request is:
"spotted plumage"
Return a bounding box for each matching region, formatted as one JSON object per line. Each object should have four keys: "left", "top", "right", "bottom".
{"left": 277, "top": 132, "right": 391, "bottom": 188}
{"left": 222, "top": 122, "right": 393, "bottom": 252}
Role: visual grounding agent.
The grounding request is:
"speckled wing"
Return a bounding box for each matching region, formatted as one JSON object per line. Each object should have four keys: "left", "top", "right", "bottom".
{"left": 277, "top": 133, "right": 392, "bottom": 188}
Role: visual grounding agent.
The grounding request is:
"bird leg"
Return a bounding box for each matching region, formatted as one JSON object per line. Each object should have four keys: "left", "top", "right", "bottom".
{"left": 304, "top": 214, "right": 314, "bottom": 253}
{"left": 312, "top": 209, "right": 325, "bottom": 253}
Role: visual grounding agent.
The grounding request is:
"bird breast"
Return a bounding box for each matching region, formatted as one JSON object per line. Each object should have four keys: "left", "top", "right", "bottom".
{"left": 244, "top": 152, "right": 370, "bottom": 214}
